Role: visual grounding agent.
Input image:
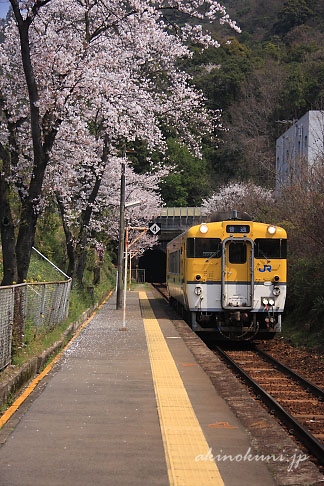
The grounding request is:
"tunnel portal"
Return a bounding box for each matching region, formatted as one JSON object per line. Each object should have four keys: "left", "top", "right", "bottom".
{"left": 139, "top": 248, "right": 166, "bottom": 283}
{"left": 138, "top": 207, "right": 206, "bottom": 283}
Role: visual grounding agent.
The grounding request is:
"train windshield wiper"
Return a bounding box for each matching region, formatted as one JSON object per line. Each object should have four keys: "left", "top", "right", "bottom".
{"left": 258, "top": 248, "right": 270, "bottom": 260}
{"left": 205, "top": 250, "right": 221, "bottom": 262}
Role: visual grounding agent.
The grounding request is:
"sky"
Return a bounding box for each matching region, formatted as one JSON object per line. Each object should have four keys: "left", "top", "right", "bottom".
{"left": 0, "top": 1, "right": 9, "bottom": 19}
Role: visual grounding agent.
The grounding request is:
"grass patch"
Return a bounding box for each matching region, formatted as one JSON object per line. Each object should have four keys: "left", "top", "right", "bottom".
{"left": 0, "top": 392, "right": 16, "bottom": 413}
{"left": 130, "top": 281, "right": 151, "bottom": 291}
{"left": 0, "top": 249, "right": 67, "bottom": 284}
{"left": 27, "top": 250, "right": 67, "bottom": 282}
{"left": 282, "top": 315, "right": 324, "bottom": 354}
{"left": 12, "top": 319, "right": 72, "bottom": 368}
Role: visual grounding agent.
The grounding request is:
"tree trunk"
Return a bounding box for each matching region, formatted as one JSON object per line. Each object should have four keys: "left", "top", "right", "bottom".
{"left": 0, "top": 146, "right": 18, "bottom": 285}
{"left": 75, "top": 234, "right": 89, "bottom": 286}
{"left": 15, "top": 200, "right": 39, "bottom": 282}
{"left": 74, "top": 172, "right": 104, "bottom": 286}
{"left": 15, "top": 112, "right": 60, "bottom": 283}
{"left": 12, "top": 286, "right": 25, "bottom": 351}
{"left": 10, "top": 6, "right": 52, "bottom": 282}
{"left": 0, "top": 183, "right": 18, "bottom": 285}
{"left": 74, "top": 136, "right": 109, "bottom": 286}
{"left": 93, "top": 266, "right": 101, "bottom": 285}
{"left": 56, "top": 191, "right": 76, "bottom": 278}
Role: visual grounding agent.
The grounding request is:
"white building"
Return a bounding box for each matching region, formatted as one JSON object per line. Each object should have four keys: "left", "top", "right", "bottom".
{"left": 276, "top": 110, "right": 324, "bottom": 191}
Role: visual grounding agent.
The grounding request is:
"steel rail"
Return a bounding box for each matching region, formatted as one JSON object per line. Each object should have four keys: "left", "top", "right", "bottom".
{"left": 214, "top": 345, "right": 324, "bottom": 466}
{"left": 255, "top": 346, "right": 324, "bottom": 400}
{"left": 151, "top": 283, "right": 169, "bottom": 302}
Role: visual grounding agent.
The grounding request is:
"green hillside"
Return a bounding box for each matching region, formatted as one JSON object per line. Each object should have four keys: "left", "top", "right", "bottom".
{"left": 175, "top": 1, "right": 322, "bottom": 190}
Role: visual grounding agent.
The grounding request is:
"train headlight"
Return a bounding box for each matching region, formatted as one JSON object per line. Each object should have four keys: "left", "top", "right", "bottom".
{"left": 268, "top": 298, "right": 275, "bottom": 306}
{"left": 267, "top": 225, "right": 277, "bottom": 235}
{"left": 273, "top": 286, "right": 280, "bottom": 296}
{"left": 199, "top": 223, "right": 208, "bottom": 234}
{"left": 262, "top": 298, "right": 269, "bottom": 306}
{"left": 194, "top": 286, "right": 203, "bottom": 296}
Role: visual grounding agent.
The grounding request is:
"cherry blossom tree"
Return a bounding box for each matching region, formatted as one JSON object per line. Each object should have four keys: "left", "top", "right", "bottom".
{"left": 202, "top": 181, "right": 275, "bottom": 220}
{"left": 50, "top": 125, "right": 167, "bottom": 283}
{"left": 0, "top": 0, "right": 240, "bottom": 285}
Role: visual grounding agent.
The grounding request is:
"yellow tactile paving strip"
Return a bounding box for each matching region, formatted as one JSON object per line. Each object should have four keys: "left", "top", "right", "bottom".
{"left": 139, "top": 291, "right": 224, "bottom": 486}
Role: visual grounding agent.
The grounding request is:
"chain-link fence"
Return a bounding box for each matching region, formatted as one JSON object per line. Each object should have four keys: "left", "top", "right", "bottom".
{"left": 26, "top": 280, "right": 71, "bottom": 329}
{"left": 131, "top": 268, "right": 146, "bottom": 283}
{"left": 0, "top": 285, "right": 16, "bottom": 371}
{"left": 0, "top": 279, "right": 72, "bottom": 371}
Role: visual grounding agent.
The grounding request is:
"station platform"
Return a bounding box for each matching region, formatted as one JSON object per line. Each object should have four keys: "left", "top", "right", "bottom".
{"left": 0, "top": 288, "right": 321, "bottom": 486}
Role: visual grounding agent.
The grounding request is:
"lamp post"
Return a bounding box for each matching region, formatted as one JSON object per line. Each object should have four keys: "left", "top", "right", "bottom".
{"left": 116, "top": 191, "right": 142, "bottom": 311}
{"left": 121, "top": 225, "right": 130, "bottom": 330}
{"left": 116, "top": 161, "right": 126, "bottom": 309}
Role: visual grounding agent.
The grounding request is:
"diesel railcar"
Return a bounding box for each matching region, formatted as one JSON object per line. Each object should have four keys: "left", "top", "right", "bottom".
{"left": 166, "top": 214, "right": 287, "bottom": 340}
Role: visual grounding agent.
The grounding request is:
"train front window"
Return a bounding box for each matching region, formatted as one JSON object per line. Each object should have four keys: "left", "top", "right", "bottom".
{"left": 187, "top": 238, "right": 221, "bottom": 258}
{"left": 254, "top": 239, "right": 287, "bottom": 259}
{"left": 229, "top": 241, "right": 247, "bottom": 264}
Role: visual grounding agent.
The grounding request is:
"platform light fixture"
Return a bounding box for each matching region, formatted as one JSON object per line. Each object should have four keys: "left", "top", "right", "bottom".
{"left": 125, "top": 200, "right": 142, "bottom": 209}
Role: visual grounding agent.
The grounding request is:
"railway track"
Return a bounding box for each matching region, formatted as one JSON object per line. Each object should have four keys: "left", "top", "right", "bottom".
{"left": 151, "top": 282, "right": 324, "bottom": 466}
{"left": 214, "top": 345, "right": 324, "bottom": 466}
{"left": 151, "top": 282, "right": 169, "bottom": 301}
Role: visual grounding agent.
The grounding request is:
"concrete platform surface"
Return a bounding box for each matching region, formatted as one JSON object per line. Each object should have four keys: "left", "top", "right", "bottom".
{"left": 0, "top": 289, "right": 296, "bottom": 485}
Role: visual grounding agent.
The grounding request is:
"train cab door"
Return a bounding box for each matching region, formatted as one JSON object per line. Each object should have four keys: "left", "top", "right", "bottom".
{"left": 222, "top": 238, "right": 254, "bottom": 309}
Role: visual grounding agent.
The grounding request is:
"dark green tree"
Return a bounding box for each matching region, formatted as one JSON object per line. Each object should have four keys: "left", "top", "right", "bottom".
{"left": 274, "top": 0, "right": 314, "bottom": 35}
{"left": 159, "top": 139, "right": 211, "bottom": 207}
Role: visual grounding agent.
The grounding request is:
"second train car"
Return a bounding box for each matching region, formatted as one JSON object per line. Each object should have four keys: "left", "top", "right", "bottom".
{"left": 166, "top": 213, "right": 287, "bottom": 340}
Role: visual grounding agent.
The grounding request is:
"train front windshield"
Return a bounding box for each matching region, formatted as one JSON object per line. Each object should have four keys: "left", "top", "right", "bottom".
{"left": 187, "top": 238, "right": 221, "bottom": 259}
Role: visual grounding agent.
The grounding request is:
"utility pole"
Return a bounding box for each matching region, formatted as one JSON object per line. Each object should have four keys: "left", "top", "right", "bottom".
{"left": 116, "top": 160, "right": 125, "bottom": 309}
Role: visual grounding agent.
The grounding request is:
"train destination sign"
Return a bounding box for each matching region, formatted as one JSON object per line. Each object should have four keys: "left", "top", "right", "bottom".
{"left": 226, "top": 225, "right": 250, "bottom": 234}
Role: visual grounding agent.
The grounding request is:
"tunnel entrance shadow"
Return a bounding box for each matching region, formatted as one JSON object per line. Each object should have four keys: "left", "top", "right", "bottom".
{"left": 139, "top": 248, "right": 166, "bottom": 283}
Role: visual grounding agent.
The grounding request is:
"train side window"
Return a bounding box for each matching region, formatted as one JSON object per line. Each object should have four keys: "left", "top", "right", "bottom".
{"left": 254, "top": 239, "right": 287, "bottom": 259}
{"left": 187, "top": 238, "right": 221, "bottom": 258}
{"left": 187, "top": 239, "right": 195, "bottom": 257}
{"left": 229, "top": 241, "right": 247, "bottom": 264}
{"left": 168, "top": 250, "right": 180, "bottom": 273}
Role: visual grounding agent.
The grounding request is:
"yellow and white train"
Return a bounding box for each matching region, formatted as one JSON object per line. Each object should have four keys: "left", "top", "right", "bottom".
{"left": 166, "top": 213, "right": 287, "bottom": 340}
